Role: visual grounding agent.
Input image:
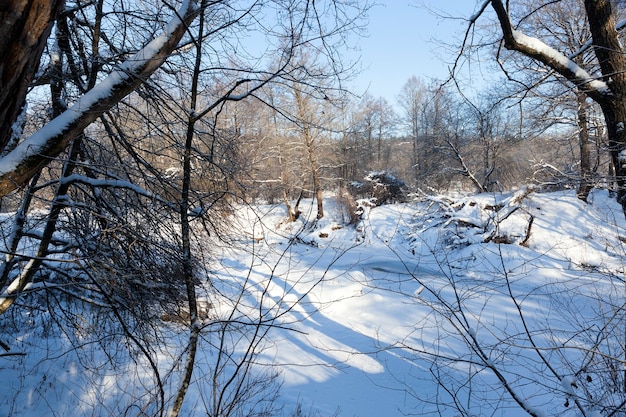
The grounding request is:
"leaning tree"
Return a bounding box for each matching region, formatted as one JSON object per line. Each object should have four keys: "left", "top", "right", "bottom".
{"left": 0, "top": 0, "right": 201, "bottom": 198}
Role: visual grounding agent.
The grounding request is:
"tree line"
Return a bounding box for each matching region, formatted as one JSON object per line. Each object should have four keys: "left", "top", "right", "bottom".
{"left": 225, "top": 73, "right": 609, "bottom": 216}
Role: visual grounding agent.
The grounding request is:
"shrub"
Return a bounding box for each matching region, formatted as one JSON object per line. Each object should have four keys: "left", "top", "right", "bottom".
{"left": 350, "top": 171, "right": 408, "bottom": 206}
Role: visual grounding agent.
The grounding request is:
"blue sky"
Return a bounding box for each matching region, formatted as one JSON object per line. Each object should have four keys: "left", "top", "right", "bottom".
{"left": 350, "top": 1, "right": 480, "bottom": 104}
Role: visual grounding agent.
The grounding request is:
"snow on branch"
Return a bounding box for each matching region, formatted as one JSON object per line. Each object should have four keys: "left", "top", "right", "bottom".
{"left": 0, "top": 0, "right": 200, "bottom": 198}
{"left": 59, "top": 174, "right": 159, "bottom": 201}
{"left": 489, "top": 0, "right": 609, "bottom": 100}
{"left": 510, "top": 29, "right": 609, "bottom": 94}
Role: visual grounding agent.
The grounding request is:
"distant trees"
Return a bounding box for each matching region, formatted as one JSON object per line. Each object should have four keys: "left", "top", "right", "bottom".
{"left": 351, "top": 94, "right": 398, "bottom": 171}
{"left": 398, "top": 76, "right": 427, "bottom": 182}
{"left": 229, "top": 53, "right": 344, "bottom": 221}
{"left": 168, "top": 67, "right": 605, "bottom": 202}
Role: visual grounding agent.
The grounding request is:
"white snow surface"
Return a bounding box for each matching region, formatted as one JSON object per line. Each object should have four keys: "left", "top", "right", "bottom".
{"left": 1, "top": 188, "right": 626, "bottom": 416}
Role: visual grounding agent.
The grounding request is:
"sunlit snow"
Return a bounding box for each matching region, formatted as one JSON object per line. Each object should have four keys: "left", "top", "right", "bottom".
{"left": 1, "top": 188, "right": 625, "bottom": 416}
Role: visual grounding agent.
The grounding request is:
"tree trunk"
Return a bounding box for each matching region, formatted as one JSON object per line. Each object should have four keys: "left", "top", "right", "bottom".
{"left": 0, "top": 0, "right": 63, "bottom": 149}
{"left": 576, "top": 91, "right": 592, "bottom": 201}
{"left": 0, "top": 138, "right": 81, "bottom": 315}
{"left": 584, "top": 0, "right": 626, "bottom": 209}
{"left": 377, "top": 129, "right": 382, "bottom": 166}
{"left": 413, "top": 134, "right": 419, "bottom": 182}
{"left": 599, "top": 100, "right": 626, "bottom": 205}
{"left": 169, "top": 3, "right": 206, "bottom": 413}
{"left": 283, "top": 189, "right": 302, "bottom": 222}
{"left": 293, "top": 87, "right": 324, "bottom": 219}
{"left": 305, "top": 127, "right": 324, "bottom": 219}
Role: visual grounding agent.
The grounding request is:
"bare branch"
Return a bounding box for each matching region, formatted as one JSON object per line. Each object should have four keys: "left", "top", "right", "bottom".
{"left": 489, "top": 0, "right": 609, "bottom": 102}
{"left": 0, "top": 0, "right": 201, "bottom": 198}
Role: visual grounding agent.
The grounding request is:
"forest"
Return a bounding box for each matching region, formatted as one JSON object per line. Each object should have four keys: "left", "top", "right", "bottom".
{"left": 1, "top": 0, "right": 626, "bottom": 416}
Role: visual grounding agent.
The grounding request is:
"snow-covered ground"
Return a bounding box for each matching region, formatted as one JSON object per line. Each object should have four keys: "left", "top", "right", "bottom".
{"left": 2, "top": 188, "right": 626, "bottom": 416}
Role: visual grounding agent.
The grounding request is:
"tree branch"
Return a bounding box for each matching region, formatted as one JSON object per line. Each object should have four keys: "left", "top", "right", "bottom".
{"left": 490, "top": 0, "right": 609, "bottom": 102}
{"left": 0, "top": 0, "right": 200, "bottom": 198}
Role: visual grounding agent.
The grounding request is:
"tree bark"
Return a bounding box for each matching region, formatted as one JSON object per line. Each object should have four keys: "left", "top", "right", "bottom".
{"left": 576, "top": 91, "right": 592, "bottom": 201}
{"left": 583, "top": 0, "right": 626, "bottom": 208}
{"left": 0, "top": 0, "right": 63, "bottom": 150}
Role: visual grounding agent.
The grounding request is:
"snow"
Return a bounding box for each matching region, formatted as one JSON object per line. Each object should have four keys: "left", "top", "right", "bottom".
{"left": 2, "top": 188, "right": 626, "bottom": 416}
{"left": 560, "top": 375, "right": 577, "bottom": 396}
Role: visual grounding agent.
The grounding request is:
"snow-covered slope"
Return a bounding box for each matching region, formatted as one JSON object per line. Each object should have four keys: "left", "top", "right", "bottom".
{"left": 2, "top": 188, "right": 625, "bottom": 416}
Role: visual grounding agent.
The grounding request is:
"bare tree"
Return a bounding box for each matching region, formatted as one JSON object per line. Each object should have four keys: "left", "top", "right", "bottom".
{"left": 292, "top": 84, "right": 326, "bottom": 219}
{"left": 398, "top": 76, "right": 428, "bottom": 183}
{"left": 346, "top": 93, "right": 398, "bottom": 177}
{"left": 0, "top": 0, "right": 370, "bottom": 415}
{"left": 482, "top": 0, "right": 604, "bottom": 199}
{"left": 463, "top": 0, "right": 626, "bottom": 210}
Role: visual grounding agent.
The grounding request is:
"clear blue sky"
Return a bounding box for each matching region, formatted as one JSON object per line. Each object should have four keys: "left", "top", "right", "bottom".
{"left": 351, "top": 1, "right": 480, "bottom": 104}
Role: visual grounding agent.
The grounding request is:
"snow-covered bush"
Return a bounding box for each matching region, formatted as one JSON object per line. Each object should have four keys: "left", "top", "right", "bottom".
{"left": 350, "top": 171, "right": 408, "bottom": 206}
